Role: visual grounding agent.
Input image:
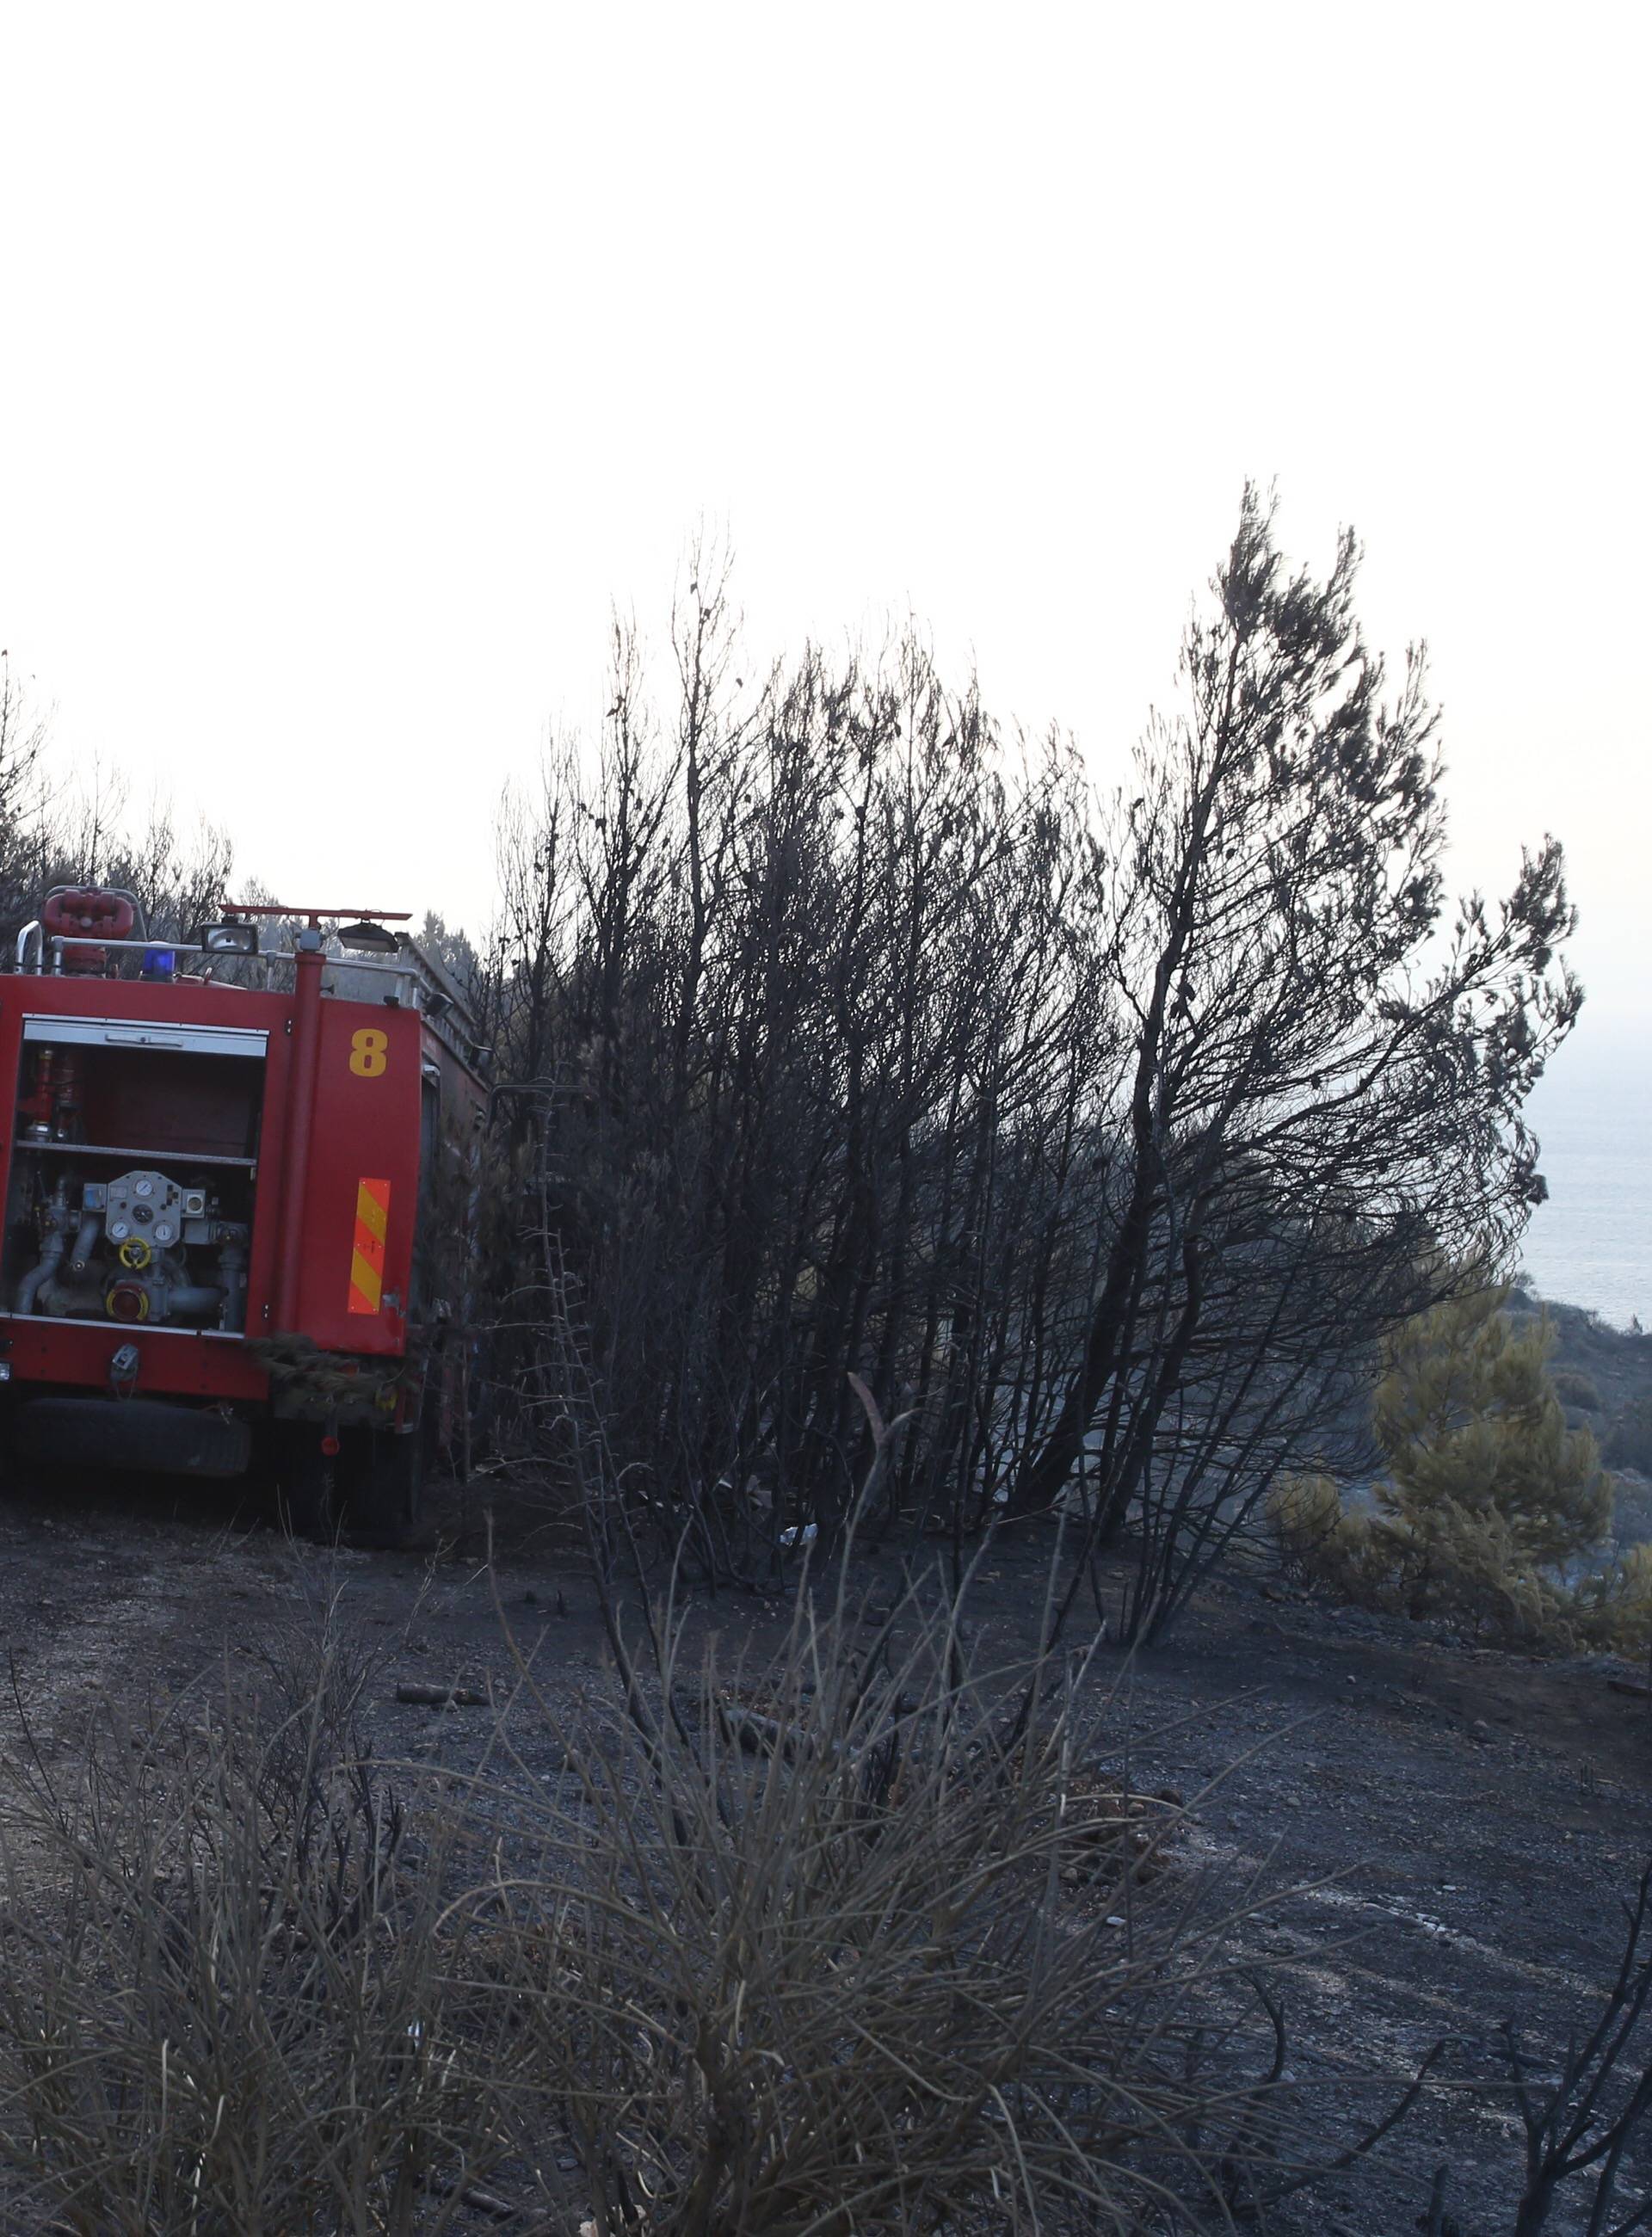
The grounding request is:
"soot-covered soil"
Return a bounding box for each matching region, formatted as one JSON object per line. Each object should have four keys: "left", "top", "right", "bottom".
{"left": 1, "top": 1464, "right": 1649, "bottom": 2234}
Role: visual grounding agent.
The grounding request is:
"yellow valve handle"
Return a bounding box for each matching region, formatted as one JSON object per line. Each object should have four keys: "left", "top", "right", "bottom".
{"left": 118, "top": 1238, "right": 152, "bottom": 1270}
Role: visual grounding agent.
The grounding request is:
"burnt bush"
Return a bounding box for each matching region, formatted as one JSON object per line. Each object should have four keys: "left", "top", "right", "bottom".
{"left": 479, "top": 503, "right": 1577, "bottom": 1641}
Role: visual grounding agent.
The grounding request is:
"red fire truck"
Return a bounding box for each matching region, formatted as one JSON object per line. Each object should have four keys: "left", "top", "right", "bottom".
{"left": 0, "top": 889, "right": 486, "bottom": 1541}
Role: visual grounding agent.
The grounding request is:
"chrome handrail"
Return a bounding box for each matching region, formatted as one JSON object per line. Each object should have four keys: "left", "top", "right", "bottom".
{"left": 21, "top": 930, "right": 420, "bottom": 1008}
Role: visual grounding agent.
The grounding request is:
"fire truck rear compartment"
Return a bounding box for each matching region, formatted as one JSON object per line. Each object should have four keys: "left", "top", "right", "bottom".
{"left": 3, "top": 1023, "right": 264, "bottom": 1334}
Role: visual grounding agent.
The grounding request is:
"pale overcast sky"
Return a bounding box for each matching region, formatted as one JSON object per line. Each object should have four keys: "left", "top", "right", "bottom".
{"left": 2, "top": 3, "right": 1646, "bottom": 1039}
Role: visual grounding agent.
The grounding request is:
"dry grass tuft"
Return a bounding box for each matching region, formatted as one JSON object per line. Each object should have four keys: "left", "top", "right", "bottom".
{"left": 0, "top": 1602, "right": 516, "bottom": 2235}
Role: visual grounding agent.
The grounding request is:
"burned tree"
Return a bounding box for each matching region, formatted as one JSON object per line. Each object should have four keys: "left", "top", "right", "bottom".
{"left": 483, "top": 501, "right": 1577, "bottom": 1629}
{"left": 1007, "top": 488, "right": 1579, "bottom": 1635}
{"left": 483, "top": 572, "right": 1114, "bottom": 1568}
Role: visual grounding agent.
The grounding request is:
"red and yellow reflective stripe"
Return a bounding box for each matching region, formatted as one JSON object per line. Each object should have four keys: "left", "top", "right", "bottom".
{"left": 348, "top": 1179, "right": 391, "bottom": 1315}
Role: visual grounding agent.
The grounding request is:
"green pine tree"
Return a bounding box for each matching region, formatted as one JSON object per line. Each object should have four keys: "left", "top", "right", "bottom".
{"left": 1273, "top": 1283, "right": 1630, "bottom": 1646}
{"left": 1371, "top": 1285, "right": 1612, "bottom": 1583}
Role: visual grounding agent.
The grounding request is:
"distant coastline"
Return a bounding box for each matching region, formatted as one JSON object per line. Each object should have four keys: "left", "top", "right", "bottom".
{"left": 1518, "top": 1019, "right": 1649, "bottom": 1332}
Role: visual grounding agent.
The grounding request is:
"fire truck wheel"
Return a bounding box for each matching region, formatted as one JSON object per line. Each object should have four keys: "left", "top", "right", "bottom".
{"left": 267, "top": 1427, "right": 340, "bottom": 1544}
{"left": 343, "top": 1427, "right": 422, "bottom": 1549}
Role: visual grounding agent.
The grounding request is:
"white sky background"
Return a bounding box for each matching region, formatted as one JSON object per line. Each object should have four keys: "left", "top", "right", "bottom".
{"left": 1, "top": 3, "right": 1647, "bottom": 1054}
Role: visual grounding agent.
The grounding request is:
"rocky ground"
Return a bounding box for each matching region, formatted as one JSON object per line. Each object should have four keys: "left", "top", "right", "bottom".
{"left": 2, "top": 1464, "right": 1651, "bottom": 2234}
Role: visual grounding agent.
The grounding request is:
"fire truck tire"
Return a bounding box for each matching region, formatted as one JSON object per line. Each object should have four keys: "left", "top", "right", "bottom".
{"left": 266, "top": 1427, "right": 340, "bottom": 1543}
{"left": 12, "top": 1396, "right": 251, "bottom": 1480}
{"left": 343, "top": 1427, "right": 422, "bottom": 1548}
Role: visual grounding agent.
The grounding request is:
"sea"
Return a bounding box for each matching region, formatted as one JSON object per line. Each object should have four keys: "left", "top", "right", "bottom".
{"left": 1517, "top": 1020, "right": 1650, "bottom": 1329}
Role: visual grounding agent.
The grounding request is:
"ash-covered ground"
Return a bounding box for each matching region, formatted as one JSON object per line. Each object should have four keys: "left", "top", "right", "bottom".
{"left": 3, "top": 1459, "right": 1651, "bottom": 2234}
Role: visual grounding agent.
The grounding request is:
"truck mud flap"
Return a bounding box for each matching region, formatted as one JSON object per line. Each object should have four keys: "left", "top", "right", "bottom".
{"left": 12, "top": 1396, "right": 252, "bottom": 1480}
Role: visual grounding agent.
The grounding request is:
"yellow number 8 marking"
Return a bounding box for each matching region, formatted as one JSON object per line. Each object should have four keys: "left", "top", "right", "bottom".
{"left": 349, "top": 1027, "right": 389, "bottom": 1079}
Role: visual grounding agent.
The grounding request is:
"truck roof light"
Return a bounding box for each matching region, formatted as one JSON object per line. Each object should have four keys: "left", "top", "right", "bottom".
{"left": 191, "top": 919, "right": 260, "bottom": 956}
{"left": 336, "top": 921, "right": 402, "bottom": 954}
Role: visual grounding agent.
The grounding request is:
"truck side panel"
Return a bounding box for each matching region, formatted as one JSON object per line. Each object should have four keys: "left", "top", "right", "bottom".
{"left": 284, "top": 999, "right": 421, "bottom": 1356}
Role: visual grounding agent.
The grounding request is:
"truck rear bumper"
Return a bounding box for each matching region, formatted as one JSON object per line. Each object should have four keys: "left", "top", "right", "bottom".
{"left": 11, "top": 1396, "right": 254, "bottom": 1478}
